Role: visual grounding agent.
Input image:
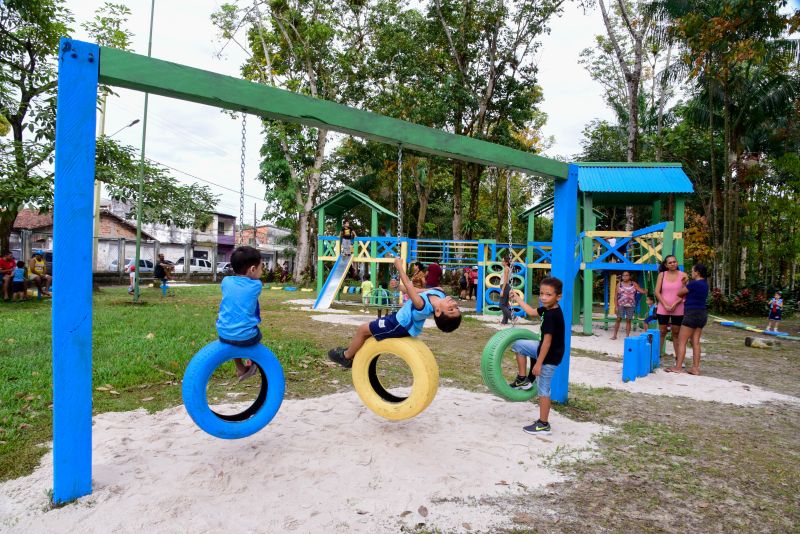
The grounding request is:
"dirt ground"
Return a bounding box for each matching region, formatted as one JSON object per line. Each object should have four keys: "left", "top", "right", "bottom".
{"left": 277, "top": 300, "right": 800, "bottom": 533}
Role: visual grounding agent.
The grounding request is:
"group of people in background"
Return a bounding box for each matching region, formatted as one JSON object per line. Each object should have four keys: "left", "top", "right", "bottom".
{"left": 608, "top": 255, "right": 709, "bottom": 375}
{"left": 0, "top": 250, "right": 52, "bottom": 301}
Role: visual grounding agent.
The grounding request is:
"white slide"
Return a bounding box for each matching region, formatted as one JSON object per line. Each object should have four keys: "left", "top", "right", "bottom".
{"left": 313, "top": 255, "right": 354, "bottom": 310}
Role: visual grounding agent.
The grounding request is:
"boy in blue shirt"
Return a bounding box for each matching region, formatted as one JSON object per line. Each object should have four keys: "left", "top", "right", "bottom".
{"left": 766, "top": 291, "right": 783, "bottom": 332}
{"left": 12, "top": 260, "right": 27, "bottom": 301}
{"left": 642, "top": 295, "right": 657, "bottom": 331}
{"left": 328, "top": 256, "right": 462, "bottom": 367}
{"left": 216, "top": 246, "right": 264, "bottom": 382}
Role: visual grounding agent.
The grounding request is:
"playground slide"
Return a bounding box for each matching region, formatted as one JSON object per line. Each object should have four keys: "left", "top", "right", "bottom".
{"left": 313, "top": 254, "right": 354, "bottom": 310}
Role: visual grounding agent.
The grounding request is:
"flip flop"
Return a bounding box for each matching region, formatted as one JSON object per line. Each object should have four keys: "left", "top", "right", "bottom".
{"left": 237, "top": 364, "right": 259, "bottom": 383}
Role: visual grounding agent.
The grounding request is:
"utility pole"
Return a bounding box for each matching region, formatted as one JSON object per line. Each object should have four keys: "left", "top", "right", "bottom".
{"left": 91, "top": 96, "right": 107, "bottom": 272}
{"left": 253, "top": 203, "right": 257, "bottom": 245}
{"left": 133, "top": 0, "right": 156, "bottom": 302}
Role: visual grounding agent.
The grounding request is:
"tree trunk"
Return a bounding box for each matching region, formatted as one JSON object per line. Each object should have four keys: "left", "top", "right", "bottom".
{"left": 718, "top": 87, "right": 730, "bottom": 293}
{"left": 730, "top": 153, "right": 742, "bottom": 288}
{"left": 293, "top": 128, "right": 328, "bottom": 281}
{"left": 452, "top": 161, "right": 464, "bottom": 240}
{"left": 467, "top": 163, "right": 481, "bottom": 240}
{"left": 708, "top": 79, "right": 722, "bottom": 289}
{"left": 412, "top": 159, "right": 432, "bottom": 239}
{"left": 494, "top": 169, "right": 504, "bottom": 242}
{"left": 655, "top": 44, "right": 673, "bottom": 162}
{"left": 0, "top": 210, "right": 17, "bottom": 252}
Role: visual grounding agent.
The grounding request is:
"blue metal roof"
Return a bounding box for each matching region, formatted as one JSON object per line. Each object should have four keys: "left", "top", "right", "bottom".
{"left": 575, "top": 164, "right": 694, "bottom": 194}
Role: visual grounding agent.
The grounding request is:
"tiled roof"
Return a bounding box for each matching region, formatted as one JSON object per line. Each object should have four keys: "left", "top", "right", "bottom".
{"left": 13, "top": 209, "right": 53, "bottom": 229}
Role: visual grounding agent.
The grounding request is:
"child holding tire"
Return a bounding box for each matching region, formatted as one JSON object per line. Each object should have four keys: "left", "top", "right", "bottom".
{"left": 507, "top": 278, "right": 565, "bottom": 435}
{"left": 216, "top": 246, "right": 264, "bottom": 382}
{"left": 328, "top": 256, "right": 462, "bottom": 368}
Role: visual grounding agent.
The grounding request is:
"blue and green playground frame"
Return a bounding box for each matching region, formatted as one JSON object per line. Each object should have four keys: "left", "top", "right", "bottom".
{"left": 51, "top": 38, "right": 688, "bottom": 504}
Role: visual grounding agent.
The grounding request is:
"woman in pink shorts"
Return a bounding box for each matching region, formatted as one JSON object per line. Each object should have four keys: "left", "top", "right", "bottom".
{"left": 655, "top": 255, "right": 688, "bottom": 360}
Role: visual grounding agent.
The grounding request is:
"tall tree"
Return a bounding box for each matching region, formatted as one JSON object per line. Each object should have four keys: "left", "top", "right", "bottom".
{"left": 429, "top": 0, "right": 564, "bottom": 238}
{"left": 213, "top": 0, "right": 370, "bottom": 280}
{"left": 595, "top": 0, "right": 653, "bottom": 229}
{"left": 674, "top": 0, "right": 799, "bottom": 290}
{"left": 95, "top": 137, "right": 218, "bottom": 229}
{"left": 0, "top": 0, "right": 72, "bottom": 251}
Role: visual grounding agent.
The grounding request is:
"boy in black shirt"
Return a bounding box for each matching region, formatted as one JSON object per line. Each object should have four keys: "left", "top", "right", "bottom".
{"left": 507, "top": 277, "right": 565, "bottom": 435}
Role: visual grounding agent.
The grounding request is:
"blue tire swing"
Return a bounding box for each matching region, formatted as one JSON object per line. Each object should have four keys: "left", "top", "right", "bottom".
{"left": 182, "top": 113, "right": 285, "bottom": 439}
{"left": 182, "top": 341, "right": 285, "bottom": 439}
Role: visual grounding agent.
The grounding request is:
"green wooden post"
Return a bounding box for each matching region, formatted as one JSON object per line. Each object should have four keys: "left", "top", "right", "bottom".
{"left": 660, "top": 221, "right": 675, "bottom": 356}
{"left": 370, "top": 208, "right": 378, "bottom": 286}
{"left": 334, "top": 217, "right": 343, "bottom": 300}
{"left": 582, "top": 193, "right": 595, "bottom": 334}
{"left": 652, "top": 197, "right": 662, "bottom": 225}
{"left": 663, "top": 221, "right": 675, "bottom": 259}
{"left": 572, "top": 194, "right": 582, "bottom": 323}
{"left": 525, "top": 214, "right": 535, "bottom": 306}
{"left": 316, "top": 207, "right": 325, "bottom": 294}
{"left": 674, "top": 195, "right": 685, "bottom": 267}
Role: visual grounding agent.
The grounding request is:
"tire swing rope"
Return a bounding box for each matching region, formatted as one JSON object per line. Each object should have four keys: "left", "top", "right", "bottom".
{"left": 181, "top": 112, "right": 286, "bottom": 440}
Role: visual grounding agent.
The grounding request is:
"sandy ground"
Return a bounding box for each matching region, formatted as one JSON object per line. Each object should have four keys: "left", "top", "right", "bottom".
{"left": 568, "top": 356, "right": 798, "bottom": 406}
{"left": 0, "top": 388, "right": 604, "bottom": 534}
{"left": 307, "top": 312, "right": 798, "bottom": 406}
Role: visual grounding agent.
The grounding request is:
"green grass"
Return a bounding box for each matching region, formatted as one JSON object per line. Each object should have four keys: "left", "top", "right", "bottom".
{"left": 0, "top": 285, "right": 324, "bottom": 481}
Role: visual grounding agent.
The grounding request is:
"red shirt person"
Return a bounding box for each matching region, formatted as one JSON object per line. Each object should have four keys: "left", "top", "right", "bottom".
{"left": 425, "top": 261, "right": 442, "bottom": 288}
{"left": 1, "top": 251, "right": 17, "bottom": 300}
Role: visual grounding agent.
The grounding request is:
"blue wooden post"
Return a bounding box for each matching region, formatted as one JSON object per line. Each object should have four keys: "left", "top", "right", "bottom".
{"left": 549, "top": 164, "right": 579, "bottom": 403}
{"left": 476, "top": 241, "right": 489, "bottom": 314}
{"left": 622, "top": 337, "right": 638, "bottom": 382}
{"left": 637, "top": 334, "right": 651, "bottom": 378}
{"left": 52, "top": 38, "right": 98, "bottom": 504}
{"left": 649, "top": 330, "right": 661, "bottom": 370}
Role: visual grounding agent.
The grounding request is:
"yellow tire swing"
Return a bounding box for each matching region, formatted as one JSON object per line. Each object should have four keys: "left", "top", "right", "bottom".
{"left": 349, "top": 145, "right": 439, "bottom": 421}
{"left": 351, "top": 337, "right": 439, "bottom": 420}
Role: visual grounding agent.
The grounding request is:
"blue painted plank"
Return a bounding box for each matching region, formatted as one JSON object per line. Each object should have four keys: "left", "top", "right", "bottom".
{"left": 622, "top": 338, "right": 638, "bottom": 382}
{"left": 648, "top": 330, "right": 661, "bottom": 370}
{"left": 549, "top": 164, "right": 579, "bottom": 403}
{"left": 52, "top": 38, "right": 98, "bottom": 504}
{"left": 631, "top": 222, "right": 668, "bottom": 237}
{"left": 637, "top": 335, "right": 650, "bottom": 378}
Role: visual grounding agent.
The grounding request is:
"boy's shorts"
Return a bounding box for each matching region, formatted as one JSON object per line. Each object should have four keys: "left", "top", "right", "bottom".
{"left": 12, "top": 281, "right": 24, "bottom": 293}
{"left": 510, "top": 339, "right": 558, "bottom": 398}
{"left": 219, "top": 328, "right": 262, "bottom": 347}
{"left": 644, "top": 315, "right": 657, "bottom": 324}
{"left": 617, "top": 306, "right": 635, "bottom": 320}
{"left": 768, "top": 310, "right": 782, "bottom": 321}
{"left": 369, "top": 314, "right": 410, "bottom": 341}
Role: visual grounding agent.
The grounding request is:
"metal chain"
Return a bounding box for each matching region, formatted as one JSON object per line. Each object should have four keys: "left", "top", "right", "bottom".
{"left": 396, "top": 144, "right": 403, "bottom": 238}
{"left": 505, "top": 167, "right": 513, "bottom": 253}
{"left": 238, "top": 113, "right": 247, "bottom": 246}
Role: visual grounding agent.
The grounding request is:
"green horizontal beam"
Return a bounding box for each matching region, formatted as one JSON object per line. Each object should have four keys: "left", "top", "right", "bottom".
{"left": 97, "top": 45, "right": 568, "bottom": 179}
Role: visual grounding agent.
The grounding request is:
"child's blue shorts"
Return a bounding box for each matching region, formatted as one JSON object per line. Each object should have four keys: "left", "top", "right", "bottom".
{"left": 510, "top": 339, "right": 558, "bottom": 398}
{"left": 369, "top": 314, "right": 410, "bottom": 341}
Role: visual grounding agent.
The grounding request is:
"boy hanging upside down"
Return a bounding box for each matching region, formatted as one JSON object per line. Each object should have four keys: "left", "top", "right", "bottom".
{"left": 328, "top": 257, "right": 462, "bottom": 368}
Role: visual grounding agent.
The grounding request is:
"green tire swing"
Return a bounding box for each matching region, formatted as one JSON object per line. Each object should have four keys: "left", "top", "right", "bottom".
{"left": 481, "top": 328, "right": 541, "bottom": 401}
